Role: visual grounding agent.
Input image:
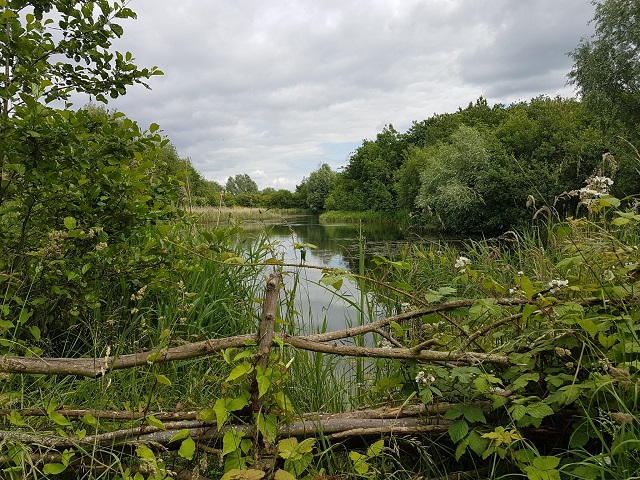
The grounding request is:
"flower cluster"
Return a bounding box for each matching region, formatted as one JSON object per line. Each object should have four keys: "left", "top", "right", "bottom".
{"left": 454, "top": 256, "right": 471, "bottom": 271}
{"left": 131, "top": 284, "right": 148, "bottom": 301}
{"left": 547, "top": 279, "right": 569, "bottom": 294}
{"left": 579, "top": 175, "right": 614, "bottom": 207}
{"left": 415, "top": 370, "right": 435, "bottom": 385}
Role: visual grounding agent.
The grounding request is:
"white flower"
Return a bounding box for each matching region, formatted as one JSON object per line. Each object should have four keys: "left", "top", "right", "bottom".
{"left": 548, "top": 279, "right": 569, "bottom": 293}
{"left": 517, "top": 271, "right": 525, "bottom": 277}
{"left": 579, "top": 175, "right": 614, "bottom": 207}
{"left": 415, "top": 370, "right": 435, "bottom": 384}
{"left": 454, "top": 256, "right": 471, "bottom": 270}
{"left": 602, "top": 269, "right": 615, "bottom": 282}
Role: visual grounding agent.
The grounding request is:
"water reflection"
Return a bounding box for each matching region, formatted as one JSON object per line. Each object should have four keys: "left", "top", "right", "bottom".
{"left": 242, "top": 216, "right": 406, "bottom": 335}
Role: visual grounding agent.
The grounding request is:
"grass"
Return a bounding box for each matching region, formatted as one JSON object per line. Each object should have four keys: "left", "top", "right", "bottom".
{"left": 3, "top": 208, "right": 640, "bottom": 479}
{"left": 319, "top": 209, "right": 410, "bottom": 224}
{"left": 187, "top": 205, "right": 308, "bottom": 225}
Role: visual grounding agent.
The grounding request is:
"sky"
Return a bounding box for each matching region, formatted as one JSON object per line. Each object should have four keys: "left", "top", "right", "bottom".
{"left": 101, "top": 0, "right": 597, "bottom": 191}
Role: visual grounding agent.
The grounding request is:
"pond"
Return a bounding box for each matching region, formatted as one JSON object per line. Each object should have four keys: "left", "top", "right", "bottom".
{"left": 241, "top": 215, "right": 409, "bottom": 336}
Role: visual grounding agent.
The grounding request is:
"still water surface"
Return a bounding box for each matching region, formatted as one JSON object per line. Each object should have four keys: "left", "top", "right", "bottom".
{"left": 242, "top": 216, "right": 407, "bottom": 335}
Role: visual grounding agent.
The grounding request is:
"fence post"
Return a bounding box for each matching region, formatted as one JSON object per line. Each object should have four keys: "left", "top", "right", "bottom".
{"left": 250, "top": 273, "right": 282, "bottom": 412}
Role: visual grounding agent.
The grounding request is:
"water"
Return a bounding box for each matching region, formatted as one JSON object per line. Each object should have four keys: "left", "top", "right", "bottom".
{"left": 241, "top": 216, "right": 407, "bottom": 336}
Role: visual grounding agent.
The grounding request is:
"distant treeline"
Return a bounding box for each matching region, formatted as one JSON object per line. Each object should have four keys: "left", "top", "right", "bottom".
{"left": 182, "top": 95, "right": 639, "bottom": 234}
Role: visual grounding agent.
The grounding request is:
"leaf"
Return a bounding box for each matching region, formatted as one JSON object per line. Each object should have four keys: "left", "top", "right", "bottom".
{"left": 149, "top": 122, "right": 160, "bottom": 133}
{"left": 48, "top": 411, "right": 72, "bottom": 426}
{"left": 256, "top": 372, "right": 270, "bottom": 398}
{"left": 7, "top": 411, "right": 27, "bottom": 427}
{"left": 274, "top": 470, "right": 297, "bottom": 480}
{"left": 448, "top": 420, "right": 469, "bottom": 443}
{"left": 63, "top": 216, "right": 77, "bottom": 230}
{"left": 349, "top": 451, "right": 369, "bottom": 474}
{"left": 366, "top": 439, "right": 384, "bottom": 457}
{"left": 43, "top": 463, "right": 67, "bottom": 474}
{"left": 169, "top": 429, "right": 191, "bottom": 443}
{"left": 154, "top": 374, "right": 172, "bottom": 386}
{"left": 81, "top": 413, "right": 98, "bottom": 427}
{"left": 509, "top": 404, "right": 527, "bottom": 421}
{"left": 467, "top": 430, "right": 489, "bottom": 455}
{"left": 146, "top": 415, "right": 166, "bottom": 430}
{"left": 178, "top": 437, "right": 196, "bottom": 460}
{"left": 257, "top": 412, "right": 278, "bottom": 444}
{"left": 220, "top": 469, "right": 265, "bottom": 480}
{"left": 526, "top": 402, "right": 554, "bottom": 419}
{"left": 278, "top": 437, "right": 299, "bottom": 459}
{"left": 223, "top": 429, "right": 245, "bottom": 456}
{"left": 226, "top": 362, "right": 254, "bottom": 383}
{"left": 532, "top": 455, "right": 560, "bottom": 470}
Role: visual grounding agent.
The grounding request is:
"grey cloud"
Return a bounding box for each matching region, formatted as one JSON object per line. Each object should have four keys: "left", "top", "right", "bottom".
{"left": 103, "top": 0, "right": 596, "bottom": 189}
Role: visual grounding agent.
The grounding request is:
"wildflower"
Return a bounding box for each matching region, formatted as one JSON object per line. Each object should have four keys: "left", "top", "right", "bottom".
{"left": 131, "top": 285, "right": 148, "bottom": 301}
{"left": 454, "top": 256, "right": 471, "bottom": 270}
{"left": 95, "top": 242, "right": 108, "bottom": 251}
{"left": 415, "top": 371, "right": 435, "bottom": 385}
{"left": 554, "top": 347, "right": 571, "bottom": 357}
{"left": 579, "top": 175, "right": 614, "bottom": 207}
{"left": 517, "top": 271, "right": 524, "bottom": 277}
{"left": 602, "top": 269, "right": 615, "bottom": 282}
{"left": 548, "top": 279, "right": 569, "bottom": 293}
{"left": 130, "top": 307, "right": 139, "bottom": 314}
{"left": 604, "top": 456, "right": 612, "bottom": 466}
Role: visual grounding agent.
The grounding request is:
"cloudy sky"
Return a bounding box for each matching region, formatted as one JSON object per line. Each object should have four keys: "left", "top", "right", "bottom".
{"left": 103, "top": 1, "right": 596, "bottom": 191}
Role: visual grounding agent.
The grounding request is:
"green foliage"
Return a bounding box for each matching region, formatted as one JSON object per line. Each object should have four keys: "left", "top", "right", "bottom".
{"left": 225, "top": 173, "right": 259, "bottom": 195}
{"left": 300, "top": 163, "right": 336, "bottom": 213}
{"left": 568, "top": 0, "right": 640, "bottom": 138}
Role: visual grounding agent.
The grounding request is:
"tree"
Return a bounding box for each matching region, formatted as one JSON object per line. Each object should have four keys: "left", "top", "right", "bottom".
{"left": 0, "top": 2, "right": 180, "bottom": 350}
{"left": 225, "top": 173, "right": 259, "bottom": 195}
{"left": 304, "top": 163, "right": 336, "bottom": 213}
{"left": 568, "top": 0, "right": 640, "bottom": 137}
{"left": 0, "top": 1, "right": 162, "bottom": 119}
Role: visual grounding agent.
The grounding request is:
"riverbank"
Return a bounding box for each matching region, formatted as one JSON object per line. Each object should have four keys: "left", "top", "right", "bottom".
{"left": 319, "top": 210, "right": 410, "bottom": 224}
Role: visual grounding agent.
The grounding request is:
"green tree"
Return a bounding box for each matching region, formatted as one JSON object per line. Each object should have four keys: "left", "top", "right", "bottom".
{"left": 568, "top": 0, "right": 640, "bottom": 137}
{"left": 0, "top": 1, "right": 179, "bottom": 350}
{"left": 416, "top": 125, "right": 513, "bottom": 232}
{"left": 225, "top": 173, "right": 259, "bottom": 195}
{"left": 304, "top": 163, "right": 336, "bottom": 213}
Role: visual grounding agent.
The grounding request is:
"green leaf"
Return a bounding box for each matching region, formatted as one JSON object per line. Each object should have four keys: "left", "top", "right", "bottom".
{"left": 366, "top": 439, "right": 384, "bottom": 457}
{"left": 7, "top": 411, "right": 27, "bottom": 427}
{"left": 467, "top": 430, "right": 489, "bottom": 455}
{"left": 169, "top": 429, "right": 191, "bottom": 443}
{"left": 149, "top": 122, "right": 160, "bottom": 133}
{"left": 256, "top": 372, "right": 270, "bottom": 398}
{"left": 29, "top": 325, "right": 41, "bottom": 341}
{"left": 448, "top": 420, "right": 469, "bottom": 443}
{"left": 532, "top": 456, "right": 560, "bottom": 470}
{"left": 220, "top": 469, "right": 265, "bottom": 480}
{"left": 43, "top": 463, "right": 67, "bottom": 475}
{"left": 274, "top": 470, "right": 297, "bottom": 480}
{"left": 226, "top": 362, "right": 254, "bottom": 383}
{"left": 349, "top": 451, "right": 369, "bottom": 474}
{"left": 178, "top": 437, "right": 196, "bottom": 460}
{"left": 223, "top": 429, "right": 245, "bottom": 456}
{"left": 48, "top": 411, "right": 72, "bottom": 426}
{"left": 81, "top": 413, "right": 98, "bottom": 427}
{"left": 146, "top": 415, "right": 166, "bottom": 430}
{"left": 257, "top": 412, "right": 278, "bottom": 444}
{"left": 527, "top": 402, "right": 554, "bottom": 419}
{"left": 154, "top": 374, "right": 172, "bottom": 386}
{"left": 63, "top": 216, "right": 77, "bottom": 230}
{"left": 278, "top": 437, "right": 299, "bottom": 459}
